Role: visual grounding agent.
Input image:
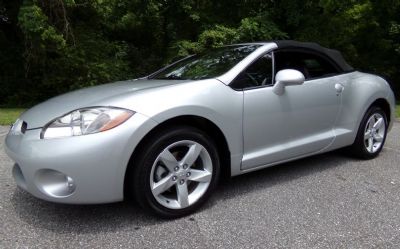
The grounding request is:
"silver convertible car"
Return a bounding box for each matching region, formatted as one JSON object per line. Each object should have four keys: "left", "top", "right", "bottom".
{"left": 5, "top": 41, "right": 396, "bottom": 218}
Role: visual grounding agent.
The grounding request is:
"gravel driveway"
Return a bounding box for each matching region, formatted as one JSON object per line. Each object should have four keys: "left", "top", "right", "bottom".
{"left": 1, "top": 123, "right": 400, "bottom": 248}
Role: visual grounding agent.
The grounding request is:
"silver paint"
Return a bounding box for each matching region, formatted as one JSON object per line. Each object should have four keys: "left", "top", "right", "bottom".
{"left": 150, "top": 140, "right": 212, "bottom": 209}
{"left": 364, "top": 113, "right": 385, "bottom": 153}
{"left": 4, "top": 42, "right": 396, "bottom": 204}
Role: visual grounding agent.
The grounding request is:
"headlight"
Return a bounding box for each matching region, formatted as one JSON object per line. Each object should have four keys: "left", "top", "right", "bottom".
{"left": 10, "top": 119, "right": 23, "bottom": 135}
{"left": 41, "top": 107, "right": 134, "bottom": 139}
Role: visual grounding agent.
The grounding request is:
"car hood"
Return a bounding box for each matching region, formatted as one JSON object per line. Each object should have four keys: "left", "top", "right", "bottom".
{"left": 21, "top": 79, "right": 186, "bottom": 129}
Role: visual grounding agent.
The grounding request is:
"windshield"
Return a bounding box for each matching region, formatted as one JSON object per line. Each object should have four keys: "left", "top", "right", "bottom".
{"left": 149, "top": 45, "right": 262, "bottom": 80}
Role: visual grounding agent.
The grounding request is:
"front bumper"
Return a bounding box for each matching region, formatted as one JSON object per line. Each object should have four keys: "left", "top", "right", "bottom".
{"left": 4, "top": 113, "right": 158, "bottom": 204}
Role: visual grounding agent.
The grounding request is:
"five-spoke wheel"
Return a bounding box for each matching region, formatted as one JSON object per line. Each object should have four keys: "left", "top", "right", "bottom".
{"left": 363, "top": 113, "right": 386, "bottom": 153}
{"left": 150, "top": 141, "right": 213, "bottom": 209}
{"left": 130, "top": 126, "right": 220, "bottom": 218}
{"left": 350, "top": 106, "right": 388, "bottom": 159}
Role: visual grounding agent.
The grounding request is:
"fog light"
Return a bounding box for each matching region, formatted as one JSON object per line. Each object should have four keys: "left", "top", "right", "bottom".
{"left": 34, "top": 169, "right": 76, "bottom": 198}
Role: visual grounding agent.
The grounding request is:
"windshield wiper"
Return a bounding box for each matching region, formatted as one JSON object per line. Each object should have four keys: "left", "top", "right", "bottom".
{"left": 156, "top": 75, "right": 186, "bottom": 80}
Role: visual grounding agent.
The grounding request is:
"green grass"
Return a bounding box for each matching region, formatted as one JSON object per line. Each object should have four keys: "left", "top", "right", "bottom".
{"left": 0, "top": 108, "right": 26, "bottom": 126}
{"left": 396, "top": 104, "right": 400, "bottom": 119}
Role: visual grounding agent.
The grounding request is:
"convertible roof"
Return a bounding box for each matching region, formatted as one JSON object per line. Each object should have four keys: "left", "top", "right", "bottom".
{"left": 273, "top": 40, "right": 354, "bottom": 72}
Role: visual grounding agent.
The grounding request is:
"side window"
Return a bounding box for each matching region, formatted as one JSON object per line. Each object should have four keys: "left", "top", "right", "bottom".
{"left": 303, "top": 57, "right": 337, "bottom": 78}
{"left": 231, "top": 53, "right": 273, "bottom": 90}
{"left": 274, "top": 51, "right": 339, "bottom": 80}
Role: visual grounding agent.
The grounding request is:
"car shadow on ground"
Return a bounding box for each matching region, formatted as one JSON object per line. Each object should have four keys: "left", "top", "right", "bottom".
{"left": 10, "top": 150, "right": 360, "bottom": 234}
{"left": 214, "top": 150, "right": 353, "bottom": 200}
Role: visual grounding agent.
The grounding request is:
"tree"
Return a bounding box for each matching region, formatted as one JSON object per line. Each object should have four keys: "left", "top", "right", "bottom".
{"left": 0, "top": 0, "right": 398, "bottom": 106}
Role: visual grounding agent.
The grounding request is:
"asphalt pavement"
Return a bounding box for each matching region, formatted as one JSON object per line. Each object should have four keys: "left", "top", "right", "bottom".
{"left": 1, "top": 123, "right": 400, "bottom": 249}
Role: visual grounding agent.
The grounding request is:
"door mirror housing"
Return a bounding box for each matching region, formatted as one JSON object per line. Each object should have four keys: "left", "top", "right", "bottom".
{"left": 272, "top": 69, "right": 305, "bottom": 95}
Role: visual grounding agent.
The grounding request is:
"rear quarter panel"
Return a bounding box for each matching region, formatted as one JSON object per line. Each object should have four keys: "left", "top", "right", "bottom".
{"left": 332, "top": 71, "right": 395, "bottom": 149}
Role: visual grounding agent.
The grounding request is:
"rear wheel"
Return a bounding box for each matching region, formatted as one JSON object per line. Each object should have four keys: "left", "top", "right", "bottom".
{"left": 349, "top": 106, "right": 388, "bottom": 159}
{"left": 130, "top": 126, "right": 220, "bottom": 218}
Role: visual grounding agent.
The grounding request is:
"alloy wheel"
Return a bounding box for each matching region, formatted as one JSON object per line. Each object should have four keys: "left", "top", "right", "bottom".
{"left": 364, "top": 113, "right": 386, "bottom": 153}
{"left": 149, "top": 140, "right": 213, "bottom": 209}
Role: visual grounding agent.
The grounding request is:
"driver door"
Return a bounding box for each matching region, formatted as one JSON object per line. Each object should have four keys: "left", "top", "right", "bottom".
{"left": 238, "top": 51, "right": 342, "bottom": 170}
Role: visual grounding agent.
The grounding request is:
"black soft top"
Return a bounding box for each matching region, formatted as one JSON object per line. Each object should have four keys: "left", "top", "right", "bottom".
{"left": 274, "top": 40, "right": 354, "bottom": 72}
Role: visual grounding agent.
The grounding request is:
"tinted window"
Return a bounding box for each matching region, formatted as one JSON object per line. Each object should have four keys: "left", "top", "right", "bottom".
{"left": 274, "top": 51, "right": 339, "bottom": 79}
{"left": 150, "top": 45, "right": 261, "bottom": 80}
{"left": 230, "top": 53, "right": 273, "bottom": 89}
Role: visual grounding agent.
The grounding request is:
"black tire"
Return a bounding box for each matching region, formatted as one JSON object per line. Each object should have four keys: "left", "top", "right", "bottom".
{"left": 348, "top": 106, "right": 388, "bottom": 159}
{"left": 129, "top": 126, "right": 220, "bottom": 218}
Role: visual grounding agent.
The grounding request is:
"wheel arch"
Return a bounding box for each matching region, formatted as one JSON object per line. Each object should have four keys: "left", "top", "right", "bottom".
{"left": 124, "top": 115, "right": 231, "bottom": 198}
{"left": 350, "top": 73, "right": 395, "bottom": 133}
{"left": 349, "top": 97, "right": 392, "bottom": 146}
{"left": 370, "top": 98, "right": 391, "bottom": 124}
{"left": 359, "top": 98, "right": 392, "bottom": 130}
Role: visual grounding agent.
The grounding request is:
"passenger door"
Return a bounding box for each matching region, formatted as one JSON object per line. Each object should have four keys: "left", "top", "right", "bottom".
{"left": 238, "top": 51, "right": 343, "bottom": 170}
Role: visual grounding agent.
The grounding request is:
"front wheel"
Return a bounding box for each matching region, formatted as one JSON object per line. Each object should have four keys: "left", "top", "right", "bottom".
{"left": 130, "top": 126, "right": 220, "bottom": 218}
{"left": 349, "top": 106, "right": 388, "bottom": 159}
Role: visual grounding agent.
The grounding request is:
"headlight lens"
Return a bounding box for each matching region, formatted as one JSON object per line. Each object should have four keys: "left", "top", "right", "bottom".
{"left": 41, "top": 107, "right": 134, "bottom": 139}
{"left": 10, "top": 119, "right": 23, "bottom": 135}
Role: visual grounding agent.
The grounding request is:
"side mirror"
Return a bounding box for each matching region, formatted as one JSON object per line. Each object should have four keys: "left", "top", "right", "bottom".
{"left": 272, "top": 69, "right": 305, "bottom": 95}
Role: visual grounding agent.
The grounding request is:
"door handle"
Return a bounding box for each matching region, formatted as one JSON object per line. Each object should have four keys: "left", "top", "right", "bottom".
{"left": 335, "top": 83, "right": 344, "bottom": 93}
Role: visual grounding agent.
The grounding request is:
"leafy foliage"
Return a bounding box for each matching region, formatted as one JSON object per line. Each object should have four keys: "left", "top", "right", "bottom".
{"left": 0, "top": 0, "right": 399, "bottom": 106}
